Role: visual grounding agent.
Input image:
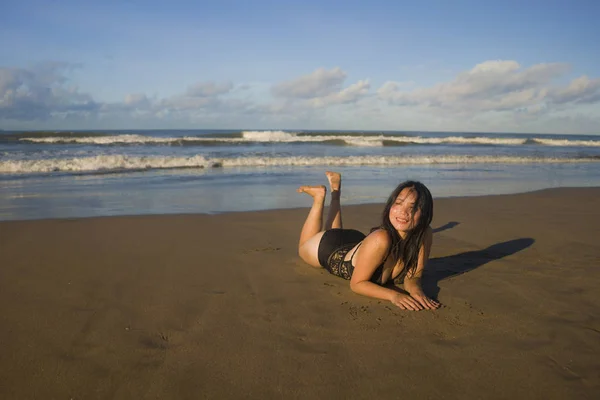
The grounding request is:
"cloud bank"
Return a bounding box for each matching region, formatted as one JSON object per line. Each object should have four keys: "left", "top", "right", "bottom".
{"left": 377, "top": 61, "right": 595, "bottom": 113}
{"left": 1, "top": 61, "right": 599, "bottom": 133}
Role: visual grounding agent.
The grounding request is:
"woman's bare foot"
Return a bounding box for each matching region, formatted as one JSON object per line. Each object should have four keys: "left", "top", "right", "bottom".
{"left": 297, "top": 185, "right": 326, "bottom": 199}
{"left": 325, "top": 171, "right": 341, "bottom": 192}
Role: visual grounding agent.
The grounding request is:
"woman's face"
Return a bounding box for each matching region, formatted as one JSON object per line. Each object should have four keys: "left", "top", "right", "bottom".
{"left": 389, "top": 187, "right": 421, "bottom": 236}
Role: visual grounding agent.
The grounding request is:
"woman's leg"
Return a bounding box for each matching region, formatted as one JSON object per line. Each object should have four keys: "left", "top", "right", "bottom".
{"left": 324, "top": 171, "right": 343, "bottom": 230}
{"left": 297, "top": 185, "right": 327, "bottom": 267}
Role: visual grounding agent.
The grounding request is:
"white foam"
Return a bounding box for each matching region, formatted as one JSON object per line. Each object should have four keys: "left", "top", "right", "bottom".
{"left": 218, "top": 155, "right": 598, "bottom": 167}
{"left": 379, "top": 136, "right": 527, "bottom": 145}
{"left": 1, "top": 154, "right": 597, "bottom": 174}
{"left": 437, "top": 136, "right": 527, "bottom": 145}
{"left": 532, "top": 138, "right": 600, "bottom": 147}
{"left": 340, "top": 137, "right": 381, "bottom": 146}
{"left": 19, "top": 133, "right": 600, "bottom": 147}
{"left": 241, "top": 130, "right": 298, "bottom": 141}
{"left": 20, "top": 134, "right": 178, "bottom": 144}
{"left": 0, "top": 155, "right": 212, "bottom": 173}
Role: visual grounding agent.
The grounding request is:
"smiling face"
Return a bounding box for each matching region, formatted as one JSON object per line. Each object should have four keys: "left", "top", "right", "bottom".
{"left": 389, "top": 187, "right": 421, "bottom": 237}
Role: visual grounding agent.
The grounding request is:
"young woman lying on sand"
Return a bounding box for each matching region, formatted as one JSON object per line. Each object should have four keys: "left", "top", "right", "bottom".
{"left": 297, "top": 171, "right": 440, "bottom": 311}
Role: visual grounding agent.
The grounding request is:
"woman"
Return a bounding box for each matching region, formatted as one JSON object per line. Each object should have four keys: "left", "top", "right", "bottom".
{"left": 297, "top": 171, "right": 439, "bottom": 311}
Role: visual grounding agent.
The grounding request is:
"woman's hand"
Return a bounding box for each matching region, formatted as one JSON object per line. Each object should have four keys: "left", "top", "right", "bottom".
{"left": 409, "top": 290, "right": 440, "bottom": 310}
{"left": 390, "top": 292, "right": 426, "bottom": 311}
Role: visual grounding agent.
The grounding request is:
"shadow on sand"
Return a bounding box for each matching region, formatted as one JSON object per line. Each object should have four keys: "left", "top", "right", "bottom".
{"left": 432, "top": 221, "right": 460, "bottom": 234}
{"left": 422, "top": 238, "right": 535, "bottom": 300}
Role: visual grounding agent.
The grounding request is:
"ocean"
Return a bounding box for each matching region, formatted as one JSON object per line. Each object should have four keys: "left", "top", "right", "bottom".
{"left": 1, "top": 129, "right": 599, "bottom": 221}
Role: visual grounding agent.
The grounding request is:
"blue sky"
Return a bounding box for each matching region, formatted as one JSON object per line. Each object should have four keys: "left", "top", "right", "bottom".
{"left": 1, "top": 0, "right": 599, "bottom": 133}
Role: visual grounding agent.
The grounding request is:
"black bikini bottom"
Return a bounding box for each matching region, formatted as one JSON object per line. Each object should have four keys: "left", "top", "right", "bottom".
{"left": 317, "top": 229, "right": 366, "bottom": 278}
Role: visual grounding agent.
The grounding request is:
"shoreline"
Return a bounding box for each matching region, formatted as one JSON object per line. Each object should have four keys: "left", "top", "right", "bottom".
{"left": 1, "top": 185, "right": 599, "bottom": 223}
{"left": 1, "top": 187, "right": 599, "bottom": 398}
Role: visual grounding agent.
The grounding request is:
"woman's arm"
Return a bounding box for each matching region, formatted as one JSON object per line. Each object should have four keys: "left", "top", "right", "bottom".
{"left": 403, "top": 227, "right": 440, "bottom": 309}
{"left": 350, "top": 230, "right": 425, "bottom": 311}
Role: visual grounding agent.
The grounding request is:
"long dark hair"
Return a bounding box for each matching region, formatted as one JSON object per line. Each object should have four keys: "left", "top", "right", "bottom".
{"left": 379, "top": 181, "right": 433, "bottom": 278}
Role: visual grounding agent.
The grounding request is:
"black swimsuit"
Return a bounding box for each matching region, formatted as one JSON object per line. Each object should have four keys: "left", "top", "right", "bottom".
{"left": 317, "top": 229, "right": 387, "bottom": 284}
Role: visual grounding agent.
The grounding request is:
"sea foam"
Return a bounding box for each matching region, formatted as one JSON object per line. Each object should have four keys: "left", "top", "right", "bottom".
{"left": 1, "top": 154, "right": 598, "bottom": 174}
{"left": 18, "top": 133, "right": 600, "bottom": 147}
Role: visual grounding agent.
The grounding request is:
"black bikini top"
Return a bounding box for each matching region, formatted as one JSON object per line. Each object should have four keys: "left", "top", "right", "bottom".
{"left": 346, "top": 242, "right": 390, "bottom": 285}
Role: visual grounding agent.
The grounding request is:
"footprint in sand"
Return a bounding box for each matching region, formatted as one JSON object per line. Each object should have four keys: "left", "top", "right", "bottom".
{"left": 139, "top": 331, "right": 170, "bottom": 350}
{"left": 546, "top": 356, "right": 582, "bottom": 382}
{"left": 347, "top": 305, "right": 371, "bottom": 321}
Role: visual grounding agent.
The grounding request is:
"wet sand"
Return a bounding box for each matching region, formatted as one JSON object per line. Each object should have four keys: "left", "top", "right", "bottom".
{"left": 0, "top": 187, "right": 599, "bottom": 399}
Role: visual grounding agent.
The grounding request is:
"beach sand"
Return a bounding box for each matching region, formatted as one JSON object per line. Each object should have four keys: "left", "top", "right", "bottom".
{"left": 0, "top": 188, "right": 599, "bottom": 399}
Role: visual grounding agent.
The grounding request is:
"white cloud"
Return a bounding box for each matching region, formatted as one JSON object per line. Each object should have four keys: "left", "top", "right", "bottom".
{"left": 2, "top": 60, "right": 599, "bottom": 134}
{"left": 157, "top": 81, "right": 247, "bottom": 116}
{"left": 549, "top": 76, "right": 600, "bottom": 104}
{"left": 95, "top": 81, "right": 243, "bottom": 118}
{"left": 0, "top": 63, "right": 98, "bottom": 121}
{"left": 0, "top": 68, "right": 31, "bottom": 94}
{"left": 186, "top": 82, "right": 233, "bottom": 97}
{"left": 161, "top": 96, "right": 217, "bottom": 111}
{"left": 268, "top": 68, "right": 370, "bottom": 111}
{"left": 309, "top": 79, "right": 370, "bottom": 107}
{"left": 272, "top": 67, "right": 346, "bottom": 98}
{"left": 124, "top": 93, "right": 150, "bottom": 107}
{"left": 376, "top": 60, "right": 600, "bottom": 118}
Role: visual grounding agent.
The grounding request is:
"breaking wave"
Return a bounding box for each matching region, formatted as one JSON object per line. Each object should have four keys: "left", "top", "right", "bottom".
{"left": 1, "top": 154, "right": 598, "bottom": 174}
{"left": 12, "top": 131, "right": 600, "bottom": 147}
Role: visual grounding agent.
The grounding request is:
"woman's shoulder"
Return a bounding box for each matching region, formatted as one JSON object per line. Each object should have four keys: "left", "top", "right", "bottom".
{"left": 353, "top": 228, "right": 391, "bottom": 262}
{"left": 365, "top": 228, "right": 392, "bottom": 248}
